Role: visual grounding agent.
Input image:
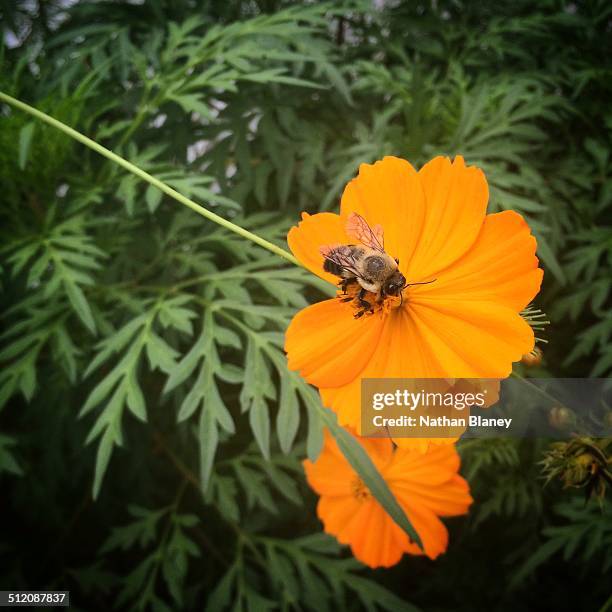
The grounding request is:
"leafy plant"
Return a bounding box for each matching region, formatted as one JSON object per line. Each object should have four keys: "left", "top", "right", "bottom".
{"left": 1, "top": 0, "right": 611, "bottom": 610}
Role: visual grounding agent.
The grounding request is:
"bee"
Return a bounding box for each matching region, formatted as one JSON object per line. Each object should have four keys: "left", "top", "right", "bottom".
{"left": 320, "top": 212, "right": 434, "bottom": 318}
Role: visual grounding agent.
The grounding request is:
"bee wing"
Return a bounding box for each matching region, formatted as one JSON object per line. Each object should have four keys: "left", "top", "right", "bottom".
{"left": 320, "top": 244, "right": 361, "bottom": 277}
{"left": 345, "top": 212, "right": 384, "bottom": 252}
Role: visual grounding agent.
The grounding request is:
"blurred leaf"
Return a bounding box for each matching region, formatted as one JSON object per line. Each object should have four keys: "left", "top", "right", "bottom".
{"left": 18, "top": 123, "right": 35, "bottom": 169}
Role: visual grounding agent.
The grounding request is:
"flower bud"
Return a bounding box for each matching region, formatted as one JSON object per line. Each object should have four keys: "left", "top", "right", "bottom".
{"left": 521, "top": 346, "right": 543, "bottom": 367}
{"left": 548, "top": 405, "right": 576, "bottom": 430}
{"left": 540, "top": 438, "right": 611, "bottom": 503}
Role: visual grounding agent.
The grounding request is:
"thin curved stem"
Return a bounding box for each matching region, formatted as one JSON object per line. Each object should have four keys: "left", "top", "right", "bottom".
{"left": 0, "top": 91, "right": 300, "bottom": 267}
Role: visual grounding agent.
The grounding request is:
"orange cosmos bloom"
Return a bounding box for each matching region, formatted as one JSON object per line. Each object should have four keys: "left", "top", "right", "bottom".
{"left": 285, "top": 156, "right": 543, "bottom": 428}
{"left": 303, "top": 429, "right": 473, "bottom": 568}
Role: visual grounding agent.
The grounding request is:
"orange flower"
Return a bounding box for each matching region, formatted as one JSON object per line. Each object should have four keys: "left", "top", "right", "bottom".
{"left": 303, "top": 429, "right": 473, "bottom": 568}
{"left": 285, "top": 156, "right": 543, "bottom": 428}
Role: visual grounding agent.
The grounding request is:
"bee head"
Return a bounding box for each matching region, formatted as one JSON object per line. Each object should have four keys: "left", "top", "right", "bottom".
{"left": 383, "top": 271, "right": 406, "bottom": 296}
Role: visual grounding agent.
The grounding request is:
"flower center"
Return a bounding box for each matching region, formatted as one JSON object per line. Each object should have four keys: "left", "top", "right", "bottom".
{"left": 337, "top": 282, "right": 402, "bottom": 317}
{"left": 351, "top": 477, "right": 371, "bottom": 502}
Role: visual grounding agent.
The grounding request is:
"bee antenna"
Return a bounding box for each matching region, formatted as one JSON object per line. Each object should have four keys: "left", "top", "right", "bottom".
{"left": 402, "top": 278, "right": 437, "bottom": 289}
{"left": 399, "top": 278, "right": 436, "bottom": 307}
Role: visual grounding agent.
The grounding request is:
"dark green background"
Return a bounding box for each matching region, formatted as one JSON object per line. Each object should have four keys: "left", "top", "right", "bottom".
{"left": 1, "top": 1, "right": 611, "bottom": 610}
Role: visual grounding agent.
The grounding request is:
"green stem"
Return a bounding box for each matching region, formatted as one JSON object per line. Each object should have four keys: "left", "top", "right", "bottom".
{"left": 0, "top": 91, "right": 300, "bottom": 267}
{"left": 509, "top": 371, "right": 567, "bottom": 408}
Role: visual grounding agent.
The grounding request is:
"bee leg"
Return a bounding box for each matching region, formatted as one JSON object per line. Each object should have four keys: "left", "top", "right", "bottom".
{"left": 354, "top": 305, "right": 374, "bottom": 319}
{"left": 339, "top": 277, "right": 357, "bottom": 295}
{"left": 357, "top": 287, "right": 370, "bottom": 308}
{"left": 340, "top": 281, "right": 355, "bottom": 303}
{"left": 354, "top": 288, "right": 374, "bottom": 318}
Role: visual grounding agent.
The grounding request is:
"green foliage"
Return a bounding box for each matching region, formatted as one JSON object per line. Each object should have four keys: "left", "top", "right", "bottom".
{"left": 511, "top": 498, "right": 612, "bottom": 587}
{"left": 4, "top": 209, "right": 106, "bottom": 332}
{"left": 206, "top": 446, "right": 303, "bottom": 519}
{"left": 1, "top": 0, "right": 611, "bottom": 610}
{"left": 207, "top": 534, "right": 419, "bottom": 612}
{"left": 0, "top": 434, "right": 23, "bottom": 476}
{"left": 100, "top": 502, "right": 201, "bottom": 610}
{"left": 460, "top": 438, "right": 543, "bottom": 527}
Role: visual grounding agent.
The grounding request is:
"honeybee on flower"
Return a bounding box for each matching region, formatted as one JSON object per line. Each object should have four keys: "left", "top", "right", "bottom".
{"left": 285, "top": 155, "right": 543, "bottom": 432}
{"left": 320, "top": 211, "right": 436, "bottom": 318}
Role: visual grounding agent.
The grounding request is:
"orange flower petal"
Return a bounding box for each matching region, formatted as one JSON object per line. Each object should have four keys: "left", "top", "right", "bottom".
{"left": 387, "top": 444, "right": 460, "bottom": 484}
{"left": 393, "top": 437, "right": 458, "bottom": 452}
{"left": 389, "top": 445, "right": 472, "bottom": 559}
{"left": 387, "top": 447, "right": 473, "bottom": 517}
{"left": 413, "top": 210, "right": 543, "bottom": 311}
{"left": 362, "top": 307, "right": 445, "bottom": 377}
{"left": 320, "top": 302, "right": 526, "bottom": 430}
{"left": 395, "top": 475, "right": 473, "bottom": 518}
{"left": 355, "top": 432, "right": 395, "bottom": 470}
{"left": 334, "top": 498, "right": 375, "bottom": 546}
{"left": 339, "top": 156, "right": 426, "bottom": 267}
{"left": 407, "top": 299, "right": 535, "bottom": 378}
{"left": 303, "top": 454, "right": 354, "bottom": 498}
{"left": 344, "top": 501, "right": 409, "bottom": 568}
{"left": 314, "top": 473, "right": 411, "bottom": 568}
{"left": 320, "top": 383, "right": 361, "bottom": 429}
{"left": 406, "top": 156, "right": 488, "bottom": 280}
{"left": 285, "top": 298, "right": 385, "bottom": 388}
{"left": 303, "top": 429, "right": 393, "bottom": 495}
{"left": 287, "top": 212, "right": 347, "bottom": 284}
{"left": 320, "top": 307, "right": 447, "bottom": 429}
{"left": 316, "top": 495, "right": 362, "bottom": 537}
{"left": 395, "top": 498, "right": 449, "bottom": 560}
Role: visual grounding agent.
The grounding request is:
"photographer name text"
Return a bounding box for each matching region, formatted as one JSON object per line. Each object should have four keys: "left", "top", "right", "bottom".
{"left": 371, "top": 415, "right": 512, "bottom": 429}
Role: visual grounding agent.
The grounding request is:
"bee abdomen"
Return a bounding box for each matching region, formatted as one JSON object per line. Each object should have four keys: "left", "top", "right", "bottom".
{"left": 323, "top": 258, "right": 345, "bottom": 276}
